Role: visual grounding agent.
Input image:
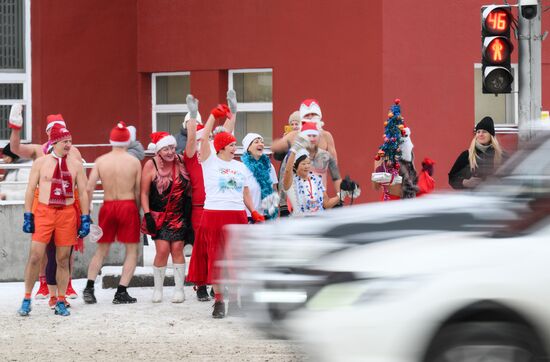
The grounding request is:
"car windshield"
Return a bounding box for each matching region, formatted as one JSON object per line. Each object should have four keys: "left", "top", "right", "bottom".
{"left": 477, "top": 134, "right": 550, "bottom": 199}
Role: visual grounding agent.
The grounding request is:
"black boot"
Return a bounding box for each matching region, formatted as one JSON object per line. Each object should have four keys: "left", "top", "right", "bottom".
{"left": 212, "top": 301, "right": 225, "bottom": 319}
{"left": 196, "top": 285, "right": 210, "bottom": 302}
{"left": 83, "top": 287, "right": 97, "bottom": 304}
{"left": 113, "top": 291, "right": 137, "bottom": 304}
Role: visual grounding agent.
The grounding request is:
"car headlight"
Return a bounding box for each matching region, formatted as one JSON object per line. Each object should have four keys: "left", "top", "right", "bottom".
{"left": 306, "top": 277, "right": 424, "bottom": 311}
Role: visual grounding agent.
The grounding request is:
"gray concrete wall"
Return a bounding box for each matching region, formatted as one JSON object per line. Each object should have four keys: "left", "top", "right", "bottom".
{"left": 0, "top": 201, "right": 143, "bottom": 282}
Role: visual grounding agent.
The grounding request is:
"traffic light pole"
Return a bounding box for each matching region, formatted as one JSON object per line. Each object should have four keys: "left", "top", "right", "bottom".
{"left": 518, "top": 0, "right": 542, "bottom": 144}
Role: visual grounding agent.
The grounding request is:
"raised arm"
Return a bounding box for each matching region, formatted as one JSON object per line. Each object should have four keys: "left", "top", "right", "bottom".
{"left": 223, "top": 89, "right": 238, "bottom": 134}
{"left": 200, "top": 104, "right": 231, "bottom": 162}
{"left": 199, "top": 114, "right": 215, "bottom": 162}
{"left": 8, "top": 103, "right": 41, "bottom": 160}
{"left": 283, "top": 151, "right": 296, "bottom": 192}
{"left": 271, "top": 132, "right": 296, "bottom": 154}
{"left": 185, "top": 94, "right": 199, "bottom": 158}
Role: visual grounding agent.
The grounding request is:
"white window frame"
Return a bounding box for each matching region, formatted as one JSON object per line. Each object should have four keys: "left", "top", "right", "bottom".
{"left": 151, "top": 71, "right": 189, "bottom": 132}
{"left": 229, "top": 68, "right": 273, "bottom": 152}
{"left": 228, "top": 68, "right": 273, "bottom": 112}
{"left": 0, "top": 0, "right": 32, "bottom": 145}
{"left": 474, "top": 62, "right": 518, "bottom": 130}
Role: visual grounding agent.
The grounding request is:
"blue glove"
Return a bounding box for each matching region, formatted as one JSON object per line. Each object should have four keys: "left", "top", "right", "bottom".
{"left": 23, "top": 212, "right": 34, "bottom": 233}
{"left": 78, "top": 214, "right": 92, "bottom": 238}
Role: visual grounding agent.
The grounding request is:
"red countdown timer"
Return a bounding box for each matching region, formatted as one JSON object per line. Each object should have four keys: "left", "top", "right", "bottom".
{"left": 484, "top": 37, "right": 512, "bottom": 64}
{"left": 484, "top": 9, "right": 510, "bottom": 35}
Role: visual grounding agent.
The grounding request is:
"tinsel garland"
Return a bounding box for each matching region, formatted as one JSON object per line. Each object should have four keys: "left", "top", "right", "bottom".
{"left": 241, "top": 152, "right": 278, "bottom": 218}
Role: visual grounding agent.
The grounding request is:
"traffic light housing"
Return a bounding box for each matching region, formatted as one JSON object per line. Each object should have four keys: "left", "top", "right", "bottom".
{"left": 481, "top": 5, "right": 514, "bottom": 94}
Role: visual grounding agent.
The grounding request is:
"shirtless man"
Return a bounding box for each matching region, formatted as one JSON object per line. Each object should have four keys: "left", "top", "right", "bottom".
{"left": 18, "top": 124, "right": 90, "bottom": 317}
{"left": 83, "top": 122, "right": 142, "bottom": 304}
{"left": 8, "top": 103, "right": 82, "bottom": 300}
{"left": 271, "top": 99, "right": 337, "bottom": 162}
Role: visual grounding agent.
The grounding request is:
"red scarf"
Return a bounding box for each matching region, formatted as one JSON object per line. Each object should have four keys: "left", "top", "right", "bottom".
{"left": 49, "top": 153, "right": 73, "bottom": 206}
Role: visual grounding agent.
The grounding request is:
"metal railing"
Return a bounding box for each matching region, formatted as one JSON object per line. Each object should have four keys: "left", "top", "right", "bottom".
{"left": 0, "top": 161, "right": 104, "bottom": 199}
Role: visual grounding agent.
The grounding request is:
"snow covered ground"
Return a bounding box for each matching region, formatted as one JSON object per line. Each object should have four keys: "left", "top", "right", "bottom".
{"left": 0, "top": 243, "right": 306, "bottom": 361}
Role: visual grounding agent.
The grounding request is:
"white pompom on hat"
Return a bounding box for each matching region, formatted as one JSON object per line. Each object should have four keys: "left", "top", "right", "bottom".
{"left": 242, "top": 133, "right": 263, "bottom": 152}
{"left": 109, "top": 121, "right": 131, "bottom": 147}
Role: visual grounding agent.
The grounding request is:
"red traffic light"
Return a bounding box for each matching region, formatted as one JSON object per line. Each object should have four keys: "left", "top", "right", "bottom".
{"left": 483, "top": 36, "right": 513, "bottom": 65}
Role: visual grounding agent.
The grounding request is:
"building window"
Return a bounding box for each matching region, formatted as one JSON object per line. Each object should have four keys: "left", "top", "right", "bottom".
{"left": 474, "top": 63, "right": 518, "bottom": 128}
{"left": 229, "top": 69, "right": 273, "bottom": 145}
{"left": 152, "top": 72, "right": 190, "bottom": 135}
{"left": 0, "top": 0, "right": 31, "bottom": 143}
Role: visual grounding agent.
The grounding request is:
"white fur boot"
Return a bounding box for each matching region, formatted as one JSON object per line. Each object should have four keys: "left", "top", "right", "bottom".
{"left": 152, "top": 266, "right": 166, "bottom": 303}
{"left": 172, "top": 264, "right": 186, "bottom": 303}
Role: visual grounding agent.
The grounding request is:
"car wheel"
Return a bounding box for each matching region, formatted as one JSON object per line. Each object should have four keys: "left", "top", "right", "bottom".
{"left": 424, "top": 322, "right": 545, "bottom": 362}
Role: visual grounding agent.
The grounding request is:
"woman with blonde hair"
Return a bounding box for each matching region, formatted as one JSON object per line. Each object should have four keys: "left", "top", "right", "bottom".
{"left": 449, "top": 116, "right": 504, "bottom": 189}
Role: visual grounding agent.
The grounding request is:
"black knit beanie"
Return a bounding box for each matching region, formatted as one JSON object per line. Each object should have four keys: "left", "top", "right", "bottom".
{"left": 475, "top": 116, "right": 495, "bottom": 136}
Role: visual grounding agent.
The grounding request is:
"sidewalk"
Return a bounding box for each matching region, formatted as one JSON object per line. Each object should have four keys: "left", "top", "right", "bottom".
{"left": 0, "top": 241, "right": 306, "bottom": 361}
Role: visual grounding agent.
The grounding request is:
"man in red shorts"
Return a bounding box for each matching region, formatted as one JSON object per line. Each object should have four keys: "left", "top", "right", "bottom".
{"left": 83, "top": 122, "right": 142, "bottom": 304}
{"left": 18, "top": 124, "right": 90, "bottom": 317}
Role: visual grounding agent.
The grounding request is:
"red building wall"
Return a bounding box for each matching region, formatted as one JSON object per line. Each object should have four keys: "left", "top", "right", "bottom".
{"left": 30, "top": 1, "right": 548, "bottom": 202}
{"left": 31, "top": 0, "right": 139, "bottom": 161}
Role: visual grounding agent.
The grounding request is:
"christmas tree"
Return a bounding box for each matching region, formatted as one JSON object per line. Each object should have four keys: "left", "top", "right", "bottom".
{"left": 375, "top": 98, "right": 407, "bottom": 169}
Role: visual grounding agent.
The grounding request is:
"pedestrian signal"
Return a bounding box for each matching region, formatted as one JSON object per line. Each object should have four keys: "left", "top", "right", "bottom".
{"left": 481, "top": 5, "right": 514, "bottom": 94}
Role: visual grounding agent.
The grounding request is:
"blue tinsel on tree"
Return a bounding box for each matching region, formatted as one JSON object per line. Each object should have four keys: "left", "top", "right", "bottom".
{"left": 376, "top": 98, "right": 406, "bottom": 167}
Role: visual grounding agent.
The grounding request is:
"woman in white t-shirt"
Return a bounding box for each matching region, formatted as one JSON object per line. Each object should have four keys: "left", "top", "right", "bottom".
{"left": 240, "top": 133, "right": 279, "bottom": 222}
{"left": 283, "top": 137, "right": 341, "bottom": 216}
{"left": 198, "top": 103, "right": 263, "bottom": 319}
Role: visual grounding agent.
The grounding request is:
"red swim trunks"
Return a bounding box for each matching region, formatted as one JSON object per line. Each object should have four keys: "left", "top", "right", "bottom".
{"left": 98, "top": 200, "right": 139, "bottom": 243}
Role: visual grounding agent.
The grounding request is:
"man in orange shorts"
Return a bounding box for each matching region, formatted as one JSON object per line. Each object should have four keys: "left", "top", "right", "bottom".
{"left": 83, "top": 122, "right": 142, "bottom": 304}
{"left": 18, "top": 124, "right": 90, "bottom": 317}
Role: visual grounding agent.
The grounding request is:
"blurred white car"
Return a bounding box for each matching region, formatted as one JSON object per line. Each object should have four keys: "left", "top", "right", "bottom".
{"left": 227, "top": 134, "right": 550, "bottom": 361}
{"left": 287, "top": 223, "right": 550, "bottom": 362}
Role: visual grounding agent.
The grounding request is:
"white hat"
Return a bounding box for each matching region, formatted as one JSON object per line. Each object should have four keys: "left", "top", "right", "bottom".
{"left": 242, "top": 133, "right": 263, "bottom": 152}
{"left": 127, "top": 125, "right": 137, "bottom": 141}
{"left": 299, "top": 99, "right": 322, "bottom": 119}
{"left": 183, "top": 112, "right": 203, "bottom": 129}
{"left": 294, "top": 148, "right": 309, "bottom": 161}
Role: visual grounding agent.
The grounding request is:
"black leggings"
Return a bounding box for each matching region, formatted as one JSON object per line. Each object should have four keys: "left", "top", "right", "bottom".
{"left": 45, "top": 238, "right": 73, "bottom": 285}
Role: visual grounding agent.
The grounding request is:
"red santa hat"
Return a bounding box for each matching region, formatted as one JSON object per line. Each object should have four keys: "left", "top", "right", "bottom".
{"left": 109, "top": 121, "right": 131, "bottom": 147}
{"left": 300, "top": 122, "right": 320, "bottom": 137}
{"left": 299, "top": 99, "right": 322, "bottom": 120}
{"left": 49, "top": 123, "right": 72, "bottom": 144}
{"left": 214, "top": 132, "right": 237, "bottom": 153}
{"left": 46, "top": 114, "right": 66, "bottom": 132}
{"left": 148, "top": 131, "right": 177, "bottom": 153}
